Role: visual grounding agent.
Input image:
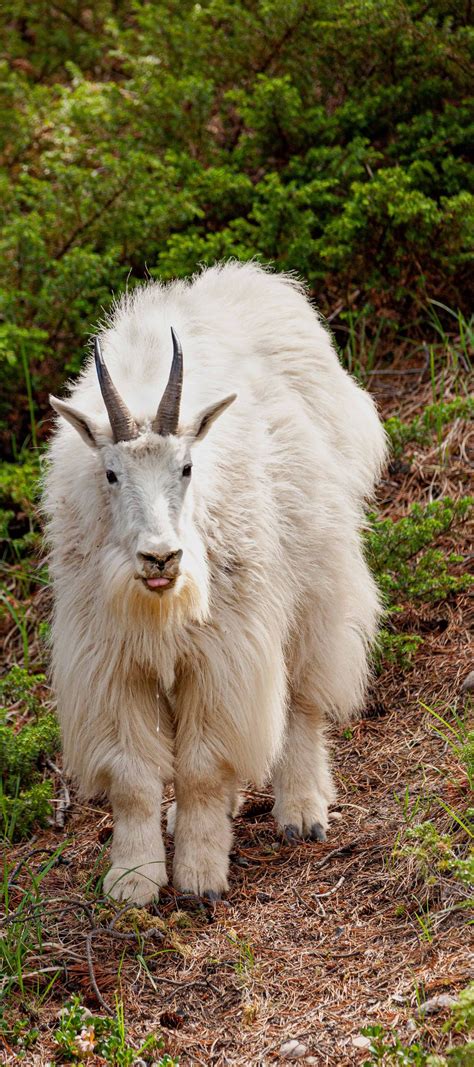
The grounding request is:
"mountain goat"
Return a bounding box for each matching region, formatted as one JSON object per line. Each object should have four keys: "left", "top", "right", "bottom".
{"left": 44, "top": 262, "right": 386, "bottom": 904}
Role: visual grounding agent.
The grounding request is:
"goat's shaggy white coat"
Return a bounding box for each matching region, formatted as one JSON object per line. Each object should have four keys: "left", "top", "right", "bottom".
{"left": 44, "top": 263, "right": 387, "bottom": 903}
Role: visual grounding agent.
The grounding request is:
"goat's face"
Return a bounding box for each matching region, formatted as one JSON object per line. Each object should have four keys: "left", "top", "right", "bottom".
{"left": 99, "top": 433, "right": 197, "bottom": 596}
{"left": 51, "top": 330, "right": 236, "bottom": 620}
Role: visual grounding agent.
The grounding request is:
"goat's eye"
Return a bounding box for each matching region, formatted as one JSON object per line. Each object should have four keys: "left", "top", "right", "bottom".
{"left": 106, "top": 469, "right": 118, "bottom": 484}
{"left": 182, "top": 464, "right": 192, "bottom": 478}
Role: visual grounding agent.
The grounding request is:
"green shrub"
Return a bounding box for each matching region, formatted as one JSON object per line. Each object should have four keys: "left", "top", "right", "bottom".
{"left": 1, "top": 779, "right": 56, "bottom": 841}
{"left": 0, "top": 667, "right": 60, "bottom": 840}
{"left": 366, "top": 497, "right": 472, "bottom": 668}
{"left": 367, "top": 498, "right": 472, "bottom": 603}
{"left": 0, "top": 0, "right": 472, "bottom": 450}
{"left": 448, "top": 984, "right": 474, "bottom": 1038}
{"left": 0, "top": 454, "right": 41, "bottom": 559}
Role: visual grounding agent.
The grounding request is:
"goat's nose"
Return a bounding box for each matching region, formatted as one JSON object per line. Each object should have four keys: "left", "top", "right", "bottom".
{"left": 137, "top": 549, "right": 183, "bottom": 570}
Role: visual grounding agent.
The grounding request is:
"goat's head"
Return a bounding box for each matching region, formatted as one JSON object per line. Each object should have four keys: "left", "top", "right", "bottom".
{"left": 50, "top": 329, "right": 236, "bottom": 615}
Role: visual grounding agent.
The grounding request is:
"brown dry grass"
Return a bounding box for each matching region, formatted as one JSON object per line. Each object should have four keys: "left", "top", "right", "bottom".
{"left": 1, "top": 362, "right": 473, "bottom": 1066}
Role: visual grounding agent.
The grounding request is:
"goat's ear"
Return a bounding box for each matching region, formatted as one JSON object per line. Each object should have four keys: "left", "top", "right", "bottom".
{"left": 190, "top": 394, "right": 237, "bottom": 442}
{"left": 50, "top": 396, "right": 100, "bottom": 449}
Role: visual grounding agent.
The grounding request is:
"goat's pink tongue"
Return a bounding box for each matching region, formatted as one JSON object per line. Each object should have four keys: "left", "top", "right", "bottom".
{"left": 146, "top": 577, "right": 170, "bottom": 588}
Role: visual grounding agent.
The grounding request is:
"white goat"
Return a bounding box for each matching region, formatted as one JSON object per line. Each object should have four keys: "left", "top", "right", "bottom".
{"left": 44, "top": 262, "right": 386, "bottom": 904}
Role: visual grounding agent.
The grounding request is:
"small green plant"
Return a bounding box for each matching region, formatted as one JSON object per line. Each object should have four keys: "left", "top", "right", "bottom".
{"left": 361, "top": 1024, "right": 435, "bottom": 1065}
{"left": 426, "top": 706, "right": 474, "bottom": 792}
{"left": 447, "top": 983, "right": 474, "bottom": 1037}
{"left": 361, "top": 984, "right": 474, "bottom": 1065}
{"left": 0, "top": 664, "right": 46, "bottom": 714}
{"left": 414, "top": 902, "right": 434, "bottom": 943}
{"left": 375, "top": 630, "right": 423, "bottom": 670}
{"left": 1, "top": 845, "right": 66, "bottom": 1003}
{"left": 0, "top": 1014, "right": 39, "bottom": 1056}
{"left": 226, "top": 928, "right": 255, "bottom": 978}
{"left": 392, "top": 705, "right": 473, "bottom": 913}
{"left": 398, "top": 821, "right": 473, "bottom": 888}
{"left": 0, "top": 666, "right": 60, "bottom": 840}
{"left": 53, "top": 996, "right": 177, "bottom": 1065}
{"left": 385, "top": 397, "right": 474, "bottom": 460}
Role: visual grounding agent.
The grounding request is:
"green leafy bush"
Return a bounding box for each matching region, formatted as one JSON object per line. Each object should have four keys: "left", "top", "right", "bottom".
{"left": 367, "top": 498, "right": 472, "bottom": 600}
{"left": 375, "top": 630, "right": 423, "bottom": 670}
{"left": 0, "top": 666, "right": 60, "bottom": 839}
{"left": 0, "top": 453, "right": 41, "bottom": 559}
{"left": 448, "top": 984, "right": 474, "bottom": 1038}
{"left": 0, "top": 0, "right": 472, "bottom": 450}
{"left": 366, "top": 497, "right": 472, "bottom": 668}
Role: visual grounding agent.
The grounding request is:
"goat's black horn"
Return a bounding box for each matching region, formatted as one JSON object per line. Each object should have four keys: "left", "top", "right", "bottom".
{"left": 152, "top": 327, "right": 183, "bottom": 436}
{"left": 94, "top": 337, "right": 139, "bottom": 443}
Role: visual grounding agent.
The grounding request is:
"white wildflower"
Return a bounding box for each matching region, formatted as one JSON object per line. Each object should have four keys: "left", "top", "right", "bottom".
{"left": 74, "top": 1025, "right": 95, "bottom": 1055}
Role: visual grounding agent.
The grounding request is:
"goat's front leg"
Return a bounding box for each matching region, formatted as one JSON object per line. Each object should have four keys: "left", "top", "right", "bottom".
{"left": 100, "top": 680, "right": 173, "bottom": 905}
{"left": 103, "top": 774, "right": 167, "bottom": 905}
{"left": 173, "top": 772, "right": 236, "bottom": 899}
{"left": 172, "top": 692, "right": 237, "bottom": 898}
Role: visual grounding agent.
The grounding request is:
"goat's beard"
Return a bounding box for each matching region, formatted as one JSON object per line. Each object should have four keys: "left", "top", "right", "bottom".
{"left": 101, "top": 544, "right": 210, "bottom": 636}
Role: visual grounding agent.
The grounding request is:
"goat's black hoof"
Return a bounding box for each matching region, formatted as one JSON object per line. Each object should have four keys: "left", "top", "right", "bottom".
{"left": 174, "top": 891, "right": 202, "bottom": 908}
{"left": 309, "top": 822, "right": 326, "bottom": 842}
{"left": 283, "top": 823, "right": 301, "bottom": 844}
{"left": 202, "top": 889, "right": 221, "bottom": 902}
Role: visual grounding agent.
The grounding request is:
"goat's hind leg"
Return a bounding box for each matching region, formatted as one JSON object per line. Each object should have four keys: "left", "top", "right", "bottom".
{"left": 273, "top": 547, "right": 379, "bottom": 843}
{"left": 272, "top": 694, "right": 336, "bottom": 843}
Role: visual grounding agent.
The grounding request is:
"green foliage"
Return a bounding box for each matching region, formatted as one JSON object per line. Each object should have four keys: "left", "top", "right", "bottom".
{"left": 398, "top": 820, "right": 473, "bottom": 887}
{"left": 0, "top": 0, "right": 472, "bottom": 449}
{"left": 53, "top": 996, "right": 177, "bottom": 1065}
{"left": 366, "top": 498, "right": 472, "bottom": 669}
{"left": 1, "top": 843, "right": 67, "bottom": 1003}
{"left": 361, "top": 1021, "right": 473, "bottom": 1065}
{"left": 427, "top": 706, "right": 474, "bottom": 792}
{"left": 1, "top": 780, "right": 55, "bottom": 841}
{"left": 0, "top": 453, "right": 41, "bottom": 559}
{"left": 0, "top": 666, "right": 60, "bottom": 840}
{"left": 375, "top": 630, "right": 423, "bottom": 670}
{"left": 0, "top": 1015, "right": 39, "bottom": 1056}
{"left": 361, "top": 982, "right": 474, "bottom": 1064}
{"left": 448, "top": 984, "right": 474, "bottom": 1037}
{"left": 0, "top": 664, "right": 45, "bottom": 712}
{"left": 446, "top": 1048, "right": 474, "bottom": 1067}
{"left": 1, "top": 707, "right": 59, "bottom": 786}
{"left": 362, "top": 1024, "right": 436, "bottom": 1065}
{"left": 367, "top": 498, "right": 472, "bottom": 600}
{"left": 394, "top": 705, "right": 473, "bottom": 913}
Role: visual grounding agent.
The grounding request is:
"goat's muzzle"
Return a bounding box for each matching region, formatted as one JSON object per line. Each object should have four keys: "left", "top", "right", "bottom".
{"left": 136, "top": 548, "right": 183, "bottom": 592}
